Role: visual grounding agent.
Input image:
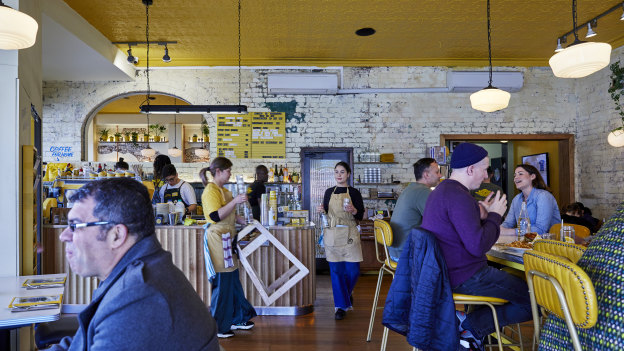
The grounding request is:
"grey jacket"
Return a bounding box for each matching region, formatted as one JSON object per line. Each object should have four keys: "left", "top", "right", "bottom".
{"left": 49, "top": 235, "right": 220, "bottom": 351}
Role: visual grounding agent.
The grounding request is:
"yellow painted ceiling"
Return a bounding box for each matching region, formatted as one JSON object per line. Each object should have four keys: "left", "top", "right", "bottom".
{"left": 63, "top": 0, "right": 624, "bottom": 67}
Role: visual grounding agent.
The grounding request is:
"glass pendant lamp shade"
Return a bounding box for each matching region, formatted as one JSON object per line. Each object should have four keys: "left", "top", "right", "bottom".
{"left": 549, "top": 42, "right": 612, "bottom": 78}
{"left": 195, "top": 148, "right": 210, "bottom": 158}
{"left": 608, "top": 128, "right": 624, "bottom": 147}
{"left": 0, "top": 4, "right": 38, "bottom": 50}
{"left": 470, "top": 87, "right": 511, "bottom": 112}
{"left": 168, "top": 146, "right": 182, "bottom": 157}
{"left": 141, "top": 146, "right": 156, "bottom": 158}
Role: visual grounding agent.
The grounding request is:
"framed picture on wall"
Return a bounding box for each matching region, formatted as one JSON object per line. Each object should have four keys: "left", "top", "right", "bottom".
{"left": 521, "top": 152, "right": 549, "bottom": 186}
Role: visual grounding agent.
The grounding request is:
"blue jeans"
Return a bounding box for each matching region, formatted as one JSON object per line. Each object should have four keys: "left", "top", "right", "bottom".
{"left": 328, "top": 261, "right": 360, "bottom": 310}
{"left": 453, "top": 265, "right": 532, "bottom": 339}
{"left": 211, "top": 270, "right": 257, "bottom": 333}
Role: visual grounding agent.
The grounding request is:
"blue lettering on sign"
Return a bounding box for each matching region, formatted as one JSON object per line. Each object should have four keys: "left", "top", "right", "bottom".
{"left": 49, "top": 146, "right": 74, "bottom": 158}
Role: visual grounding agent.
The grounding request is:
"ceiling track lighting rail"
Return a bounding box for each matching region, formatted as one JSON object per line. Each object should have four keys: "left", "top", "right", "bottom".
{"left": 555, "top": 1, "right": 624, "bottom": 45}
{"left": 113, "top": 41, "right": 177, "bottom": 63}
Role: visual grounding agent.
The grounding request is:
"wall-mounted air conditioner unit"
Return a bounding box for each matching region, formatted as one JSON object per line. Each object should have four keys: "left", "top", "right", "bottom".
{"left": 268, "top": 73, "right": 339, "bottom": 95}
{"left": 447, "top": 71, "right": 523, "bottom": 93}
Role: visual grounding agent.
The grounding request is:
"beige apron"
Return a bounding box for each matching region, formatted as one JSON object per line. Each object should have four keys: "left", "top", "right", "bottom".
{"left": 205, "top": 184, "right": 238, "bottom": 273}
{"left": 324, "top": 187, "right": 363, "bottom": 262}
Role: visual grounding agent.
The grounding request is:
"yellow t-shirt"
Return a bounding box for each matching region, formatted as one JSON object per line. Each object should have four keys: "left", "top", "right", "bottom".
{"left": 201, "top": 183, "right": 231, "bottom": 224}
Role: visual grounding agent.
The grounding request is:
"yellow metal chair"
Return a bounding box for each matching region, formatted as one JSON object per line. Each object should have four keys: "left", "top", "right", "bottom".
{"left": 549, "top": 223, "right": 591, "bottom": 239}
{"left": 523, "top": 250, "right": 598, "bottom": 351}
{"left": 532, "top": 239, "right": 586, "bottom": 263}
{"left": 366, "top": 219, "right": 397, "bottom": 351}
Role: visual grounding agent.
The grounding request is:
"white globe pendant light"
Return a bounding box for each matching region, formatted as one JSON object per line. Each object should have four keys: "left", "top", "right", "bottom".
{"left": 168, "top": 146, "right": 182, "bottom": 157}
{"left": 195, "top": 148, "right": 210, "bottom": 158}
{"left": 608, "top": 128, "right": 624, "bottom": 147}
{"left": 0, "top": 2, "right": 38, "bottom": 50}
{"left": 549, "top": 0, "right": 612, "bottom": 78}
{"left": 470, "top": 0, "right": 511, "bottom": 113}
{"left": 141, "top": 146, "right": 156, "bottom": 158}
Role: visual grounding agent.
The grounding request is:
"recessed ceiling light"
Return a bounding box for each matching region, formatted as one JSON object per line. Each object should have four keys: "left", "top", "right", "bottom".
{"left": 355, "top": 28, "right": 376, "bottom": 36}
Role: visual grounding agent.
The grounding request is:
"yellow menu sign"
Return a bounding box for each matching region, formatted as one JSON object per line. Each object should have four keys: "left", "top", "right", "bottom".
{"left": 251, "top": 112, "right": 285, "bottom": 159}
{"left": 217, "top": 112, "right": 285, "bottom": 159}
{"left": 216, "top": 115, "right": 251, "bottom": 159}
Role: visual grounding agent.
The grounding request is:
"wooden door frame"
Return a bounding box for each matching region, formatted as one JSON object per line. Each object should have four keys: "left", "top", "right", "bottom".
{"left": 440, "top": 134, "right": 574, "bottom": 207}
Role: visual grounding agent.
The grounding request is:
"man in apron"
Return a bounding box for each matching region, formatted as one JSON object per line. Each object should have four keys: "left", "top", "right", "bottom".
{"left": 160, "top": 164, "right": 197, "bottom": 213}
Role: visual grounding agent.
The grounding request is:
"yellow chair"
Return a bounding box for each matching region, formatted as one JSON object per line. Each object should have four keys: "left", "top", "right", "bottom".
{"left": 532, "top": 239, "right": 586, "bottom": 263}
{"left": 549, "top": 223, "right": 591, "bottom": 239}
{"left": 366, "top": 219, "right": 397, "bottom": 351}
{"left": 523, "top": 250, "right": 598, "bottom": 351}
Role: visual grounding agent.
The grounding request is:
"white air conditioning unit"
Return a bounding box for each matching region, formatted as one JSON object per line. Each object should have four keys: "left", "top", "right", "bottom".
{"left": 268, "top": 73, "right": 338, "bottom": 95}
{"left": 447, "top": 71, "right": 523, "bottom": 93}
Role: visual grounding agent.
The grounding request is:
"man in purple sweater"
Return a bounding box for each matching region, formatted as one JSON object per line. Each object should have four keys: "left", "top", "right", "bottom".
{"left": 421, "top": 143, "right": 531, "bottom": 351}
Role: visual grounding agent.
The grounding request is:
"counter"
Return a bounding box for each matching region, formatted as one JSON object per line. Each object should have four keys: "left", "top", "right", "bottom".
{"left": 42, "top": 223, "right": 315, "bottom": 315}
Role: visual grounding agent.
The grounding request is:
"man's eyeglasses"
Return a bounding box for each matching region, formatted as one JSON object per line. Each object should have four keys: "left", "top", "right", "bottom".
{"left": 164, "top": 176, "right": 177, "bottom": 183}
{"left": 68, "top": 221, "right": 110, "bottom": 232}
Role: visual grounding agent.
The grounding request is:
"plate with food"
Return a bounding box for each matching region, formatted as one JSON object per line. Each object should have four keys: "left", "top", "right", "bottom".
{"left": 504, "top": 240, "right": 533, "bottom": 255}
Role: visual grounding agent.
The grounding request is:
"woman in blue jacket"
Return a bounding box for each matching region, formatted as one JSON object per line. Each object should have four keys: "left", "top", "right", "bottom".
{"left": 501, "top": 164, "right": 561, "bottom": 235}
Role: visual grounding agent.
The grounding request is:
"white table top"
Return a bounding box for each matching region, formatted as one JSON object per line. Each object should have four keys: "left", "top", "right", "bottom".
{"left": 0, "top": 273, "right": 67, "bottom": 329}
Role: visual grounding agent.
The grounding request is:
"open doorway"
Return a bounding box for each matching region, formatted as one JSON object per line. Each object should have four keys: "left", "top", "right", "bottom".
{"left": 440, "top": 134, "right": 574, "bottom": 208}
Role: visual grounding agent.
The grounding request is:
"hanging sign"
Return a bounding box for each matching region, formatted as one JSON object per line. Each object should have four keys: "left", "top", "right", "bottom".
{"left": 217, "top": 115, "right": 251, "bottom": 159}
{"left": 217, "top": 112, "right": 285, "bottom": 159}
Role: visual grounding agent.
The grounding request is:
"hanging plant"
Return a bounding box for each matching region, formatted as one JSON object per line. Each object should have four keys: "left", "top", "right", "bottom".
{"left": 608, "top": 61, "right": 624, "bottom": 147}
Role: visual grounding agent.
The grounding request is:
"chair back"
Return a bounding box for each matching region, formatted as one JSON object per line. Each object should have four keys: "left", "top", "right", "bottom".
{"left": 523, "top": 250, "right": 597, "bottom": 328}
{"left": 532, "top": 239, "right": 586, "bottom": 263}
{"left": 549, "top": 223, "right": 591, "bottom": 239}
{"left": 373, "top": 219, "right": 394, "bottom": 265}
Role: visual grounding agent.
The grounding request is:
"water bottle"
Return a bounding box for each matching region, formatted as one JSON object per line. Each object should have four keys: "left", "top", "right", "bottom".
{"left": 517, "top": 201, "right": 531, "bottom": 241}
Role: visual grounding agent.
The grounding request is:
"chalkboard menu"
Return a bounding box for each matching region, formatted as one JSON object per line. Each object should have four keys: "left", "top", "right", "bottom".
{"left": 251, "top": 112, "right": 285, "bottom": 159}
{"left": 217, "top": 115, "right": 251, "bottom": 159}
{"left": 217, "top": 112, "right": 285, "bottom": 159}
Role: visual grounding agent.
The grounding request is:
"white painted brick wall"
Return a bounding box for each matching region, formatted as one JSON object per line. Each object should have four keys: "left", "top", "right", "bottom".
{"left": 42, "top": 62, "right": 622, "bottom": 219}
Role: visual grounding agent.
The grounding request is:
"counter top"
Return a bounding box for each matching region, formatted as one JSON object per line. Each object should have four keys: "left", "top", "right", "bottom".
{"left": 44, "top": 223, "right": 315, "bottom": 230}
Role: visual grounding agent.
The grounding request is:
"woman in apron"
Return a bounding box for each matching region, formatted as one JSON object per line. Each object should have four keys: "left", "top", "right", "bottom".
{"left": 200, "top": 157, "right": 257, "bottom": 338}
{"left": 319, "top": 161, "right": 365, "bottom": 320}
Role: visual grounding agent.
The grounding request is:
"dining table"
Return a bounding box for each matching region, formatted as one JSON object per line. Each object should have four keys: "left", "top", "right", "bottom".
{"left": 487, "top": 244, "right": 527, "bottom": 271}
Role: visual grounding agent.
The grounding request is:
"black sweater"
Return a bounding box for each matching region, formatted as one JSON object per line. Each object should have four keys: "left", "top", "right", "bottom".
{"left": 322, "top": 186, "right": 365, "bottom": 221}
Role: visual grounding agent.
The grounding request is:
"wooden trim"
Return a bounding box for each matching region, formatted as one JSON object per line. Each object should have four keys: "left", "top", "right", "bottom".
{"left": 438, "top": 133, "right": 575, "bottom": 210}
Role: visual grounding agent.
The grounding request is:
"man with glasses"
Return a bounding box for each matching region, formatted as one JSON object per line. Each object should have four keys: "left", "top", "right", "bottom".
{"left": 159, "top": 164, "right": 197, "bottom": 213}
{"left": 48, "top": 178, "right": 219, "bottom": 350}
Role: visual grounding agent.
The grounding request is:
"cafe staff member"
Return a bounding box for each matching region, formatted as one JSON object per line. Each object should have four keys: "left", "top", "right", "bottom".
{"left": 200, "top": 157, "right": 257, "bottom": 338}
{"left": 319, "top": 161, "right": 365, "bottom": 320}
{"left": 248, "top": 165, "right": 268, "bottom": 221}
{"left": 160, "top": 164, "right": 197, "bottom": 213}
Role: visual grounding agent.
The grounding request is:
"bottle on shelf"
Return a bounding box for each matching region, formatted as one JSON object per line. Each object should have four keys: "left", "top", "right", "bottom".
{"left": 278, "top": 165, "right": 284, "bottom": 182}
{"left": 97, "top": 163, "right": 102, "bottom": 173}
{"left": 268, "top": 165, "right": 274, "bottom": 183}
{"left": 283, "top": 164, "right": 289, "bottom": 183}
{"left": 274, "top": 165, "right": 279, "bottom": 182}
{"left": 517, "top": 201, "right": 531, "bottom": 241}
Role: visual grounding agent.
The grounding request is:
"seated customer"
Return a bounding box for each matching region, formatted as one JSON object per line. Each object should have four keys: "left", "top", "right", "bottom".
{"left": 539, "top": 201, "right": 624, "bottom": 350}
{"left": 421, "top": 143, "right": 531, "bottom": 350}
{"left": 160, "top": 164, "right": 197, "bottom": 213}
{"left": 500, "top": 164, "right": 561, "bottom": 236}
{"left": 561, "top": 203, "right": 596, "bottom": 233}
{"left": 470, "top": 166, "right": 504, "bottom": 202}
{"left": 389, "top": 157, "right": 441, "bottom": 261}
{"left": 48, "top": 178, "right": 219, "bottom": 350}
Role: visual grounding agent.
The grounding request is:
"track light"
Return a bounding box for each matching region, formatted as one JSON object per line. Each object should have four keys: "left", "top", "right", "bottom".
{"left": 555, "top": 38, "right": 564, "bottom": 52}
{"left": 127, "top": 46, "right": 138, "bottom": 64}
{"left": 585, "top": 22, "right": 596, "bottom": 38}
{"left": 162, "top": 45, "right": 171, "bottom": 63}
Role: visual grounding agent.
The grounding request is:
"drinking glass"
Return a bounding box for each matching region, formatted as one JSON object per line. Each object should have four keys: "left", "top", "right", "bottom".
{"left": 562, "top": 225, "right": 575, "bottom": 242}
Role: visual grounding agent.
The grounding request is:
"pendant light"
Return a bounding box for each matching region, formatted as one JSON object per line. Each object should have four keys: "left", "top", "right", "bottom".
{"left": 167, "top": 109, "right": 182, "bottom": 157}
{"left": 194, "top": 114, "right": 210, "bottom": 158}
{"left": 470, "top": 0, "right": 510, "bottom": 113}
{"left": 549, "top": 0, "right": 611, "bottom": 78}
{"left": 0, "top": 0, "right": 38, "bottom": 50}
{"left": 140, "top": 0, "right": 156, "bottom": 159}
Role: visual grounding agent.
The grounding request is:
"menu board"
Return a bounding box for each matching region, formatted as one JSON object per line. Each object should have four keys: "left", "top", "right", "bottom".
{"left": 251, "top": 112, "right": 285, "bottom": 159}
{"left": 217, "top": 112, "right": 285, "bottom": 159}
{"left": 216, "top": 115, "right": 251, "bottom": 159}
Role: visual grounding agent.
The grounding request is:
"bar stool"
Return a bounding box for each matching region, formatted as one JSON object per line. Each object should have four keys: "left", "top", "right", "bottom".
{"left": 524, "top": 250, "right": 598, "bottom": 351}
{"left": 366, "top": 219, "right": 397, "bottom": 351}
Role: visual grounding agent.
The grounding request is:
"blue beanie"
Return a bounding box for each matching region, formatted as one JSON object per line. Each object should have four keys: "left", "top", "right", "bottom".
{"left": 450, "top": 143, "right": 488, "bottom": 169}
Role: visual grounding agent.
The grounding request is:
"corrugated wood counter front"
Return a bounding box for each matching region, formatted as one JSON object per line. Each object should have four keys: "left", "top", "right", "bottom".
{"left": 42, "top": 224, "right": 316, "bottom": 315}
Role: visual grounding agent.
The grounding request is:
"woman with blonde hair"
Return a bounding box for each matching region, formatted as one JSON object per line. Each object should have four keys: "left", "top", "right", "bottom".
{"left": 200, "top": 157, "right": 256, "bottom": 338}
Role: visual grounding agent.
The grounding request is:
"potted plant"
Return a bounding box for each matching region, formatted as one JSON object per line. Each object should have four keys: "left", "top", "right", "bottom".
{"left": 159, "top": 125, "right": 167, "bottom": 142}
{"left": 192, "top": 134, "right": 198, "bottom": 142}
{"left": 114, "top": 132, "right": 122, "bottom": 142}
{"left": 131, "top": 131, "right": 138, "bottom": 142}
{"left": 150, "top": 124, "right": 166, "bottom": 142}
{"left": 124, "top": 131, "right": 131, "bottom": 142}
{"left": 608, "top": 61, "right": 624, "bottom": 147}
{"left": 291, "top": 171, "right": 300, "bottom": 183}
{"left": 201, "top": 120, "right": 210, "bottom": 143}
{"left": 99, "top": 128, "right": 110, "bottom": 141}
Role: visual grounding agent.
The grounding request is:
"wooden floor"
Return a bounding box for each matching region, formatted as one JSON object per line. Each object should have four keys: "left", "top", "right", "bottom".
{"left": 218, "top": 273, "right": 533, "bottom": 351}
